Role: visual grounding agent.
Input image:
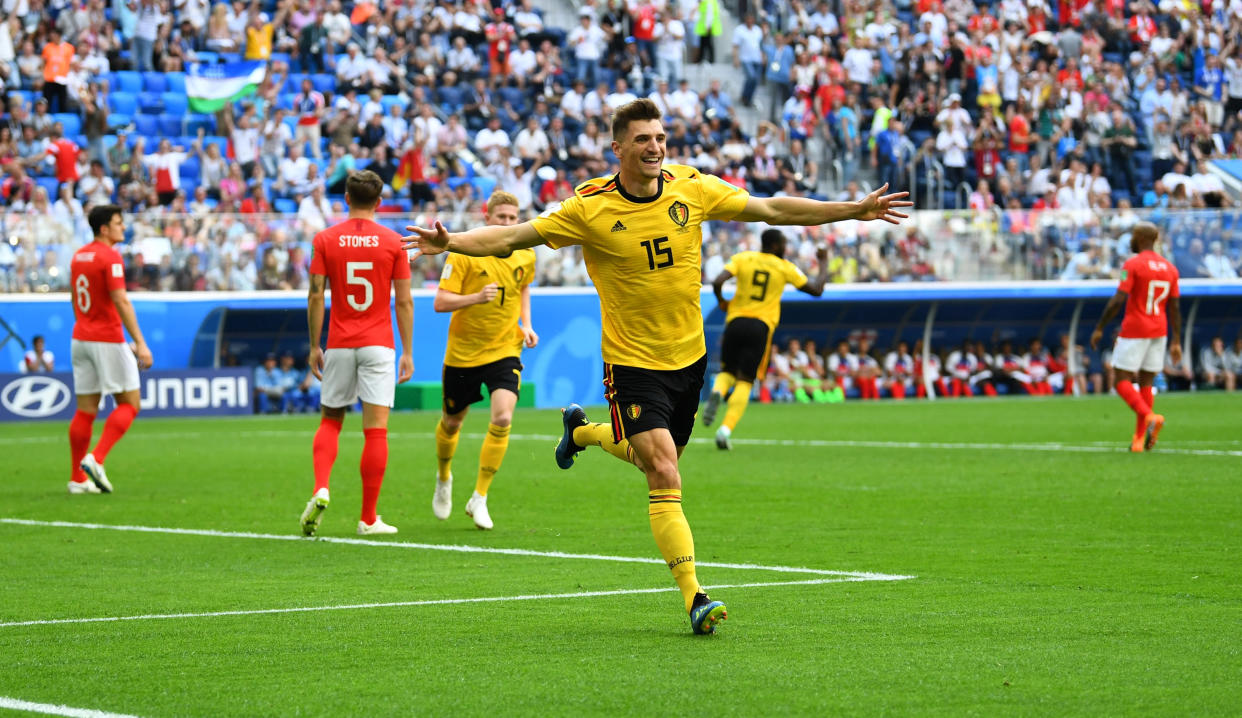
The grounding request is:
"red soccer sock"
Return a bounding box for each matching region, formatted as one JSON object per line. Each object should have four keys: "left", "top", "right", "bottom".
{"left": 69, "top": 410, "right": 95, "bottom": 482}
{"left": 1115, "top": 380, "right": 1152, "bottom": 423}
{"left": 982, "top": 382, "right": 997, "bottom": 397}
{"left": 1136, "top": 385, "right": 1155, "bottom": 434}
{"left": 312, "top": 416, "right": 343, "bottom": 493}
{"left": 359, "top": 427, "right": 388, "bottom": 525}
{"left": 935, "top": 379, "right": 948, "bottom": 396}
{"left": 891, "top": 382, "right": 905, "bottom": 400}
{"left": 92, "top": 403, "right": 137, "bottom": 464}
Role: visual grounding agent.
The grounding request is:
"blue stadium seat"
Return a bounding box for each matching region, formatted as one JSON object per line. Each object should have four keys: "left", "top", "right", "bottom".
{"left": 157, "top": 114, "right": 184, "bottom": 137}
{"left": 498, "top": 87, "right": 527, "bottom": 113}
{"left": 108, "top": 91, "right": 138, "bottom": 115}
{"left": 162, "top": 92, "right": 188, "bottom": 116}
{"left": 285, "top": 73, "right": 310, "bottom": 93}
{"left": 273, "top": 198, "right": 298, "bottom": 214}
{"left": 310, "top": 74, "right": 335, "bottom": 94}
{"left": 179, "top": 155, "right": 200, "bottom": 182}
{"left": 166, "top": 72, "right": 186, "bottom": 94}
{"left": 380, "top": 95, "right": 405, "bottom": 114}
{"left": 106, "top": 114, "right": 131, "bottom": 130}
{"left": 133, "top": 114, "right": 158, "bottom": 137}
{"left": 445, "top": 176, "right": 469, "bottom": 190}
{"left": 7, "top": 89, "right": 34, "bottom": 108}
{"left": 115, "top": 71, "right": 143, "bottom": 94}
{"left": 275, "top": 94, "right": 296, "bottom": 111}
{"left": 194, "top": 51, "right": 219, "bottom": 64}
{"left": 435, "top": 85, "right": 463, "bottom": 110}
{"left": 270, "top": 52, "right": 292, "bottom": 66}
{"left": 185, "top": 114, "right": 216, "bottom": 135}
{"left": 354, "top": 158, "right": 371, "bottom": 170}
{"left": 35, "top": 176, "right": 60, "bottom": 198}
{"left": 142, "top": 72, "right": 167, "bottom": 93}
{"left": 202, "top": 136, "right": 228, "bottom": 155}
{"left": 52, "top": 113, "right": 81, "bottom": 136}
{"left": 470, "top": 176, "right": 497, "bottom": 199}
{"left": 138, "top": 92, "right": 164, "bottom": 113}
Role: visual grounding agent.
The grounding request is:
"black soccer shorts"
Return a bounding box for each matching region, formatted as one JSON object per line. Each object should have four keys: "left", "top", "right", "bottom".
{"left": 719, "top": 316, "right": 772, "bottom": 383}
{"left": 441, "top": 356, "right": 523, "bottom": 414}
{"left": 603, "top": 354, "right": 707, "bottom": 447}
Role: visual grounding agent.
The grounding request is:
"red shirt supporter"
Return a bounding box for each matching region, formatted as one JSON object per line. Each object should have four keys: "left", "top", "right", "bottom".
{"left": 1009, "top": 113, "right": 1031, "bottom": 153}
{"left": 632, "top": 3, "right": 657, "bottom": 41}
{"left": 1057, "top": 68, "right": 1084, "bottom": 92}
{"left": 46, "top": 137, "right": 81, "bottom": 183}
{"left": 967, "top": 12, "right": 997, "bottom": 35}
{"left": 1118, "top": 250, "right": 1180, "bottom": 338}
{"left": 1129, "top": 13, "right": 1156, "bottom": 44}
{"left": 70, "top": 240, "right": 126, "bottom": 343}
{"left": 309, "top": 218, "right": 411, "bottom": 349}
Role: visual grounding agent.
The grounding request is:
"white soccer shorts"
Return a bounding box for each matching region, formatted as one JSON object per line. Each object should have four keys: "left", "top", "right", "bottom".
{"left": 320, "top": 346, "right": 396, "bottom": 408}
{"left": 71, "top": 339, "right": 141, "bottom": 395}
{"left": 1111, "top": 336, "right": 1167, "bottom": 373}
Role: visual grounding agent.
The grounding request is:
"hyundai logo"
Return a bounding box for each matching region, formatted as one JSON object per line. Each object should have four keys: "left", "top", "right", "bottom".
{"left": 1, "top": 376, "right": 72, "bottom": 418}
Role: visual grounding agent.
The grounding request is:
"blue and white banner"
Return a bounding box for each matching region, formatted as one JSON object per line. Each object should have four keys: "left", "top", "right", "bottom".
{"left": 0, "top": 369, "right": 252, "bottom": 422}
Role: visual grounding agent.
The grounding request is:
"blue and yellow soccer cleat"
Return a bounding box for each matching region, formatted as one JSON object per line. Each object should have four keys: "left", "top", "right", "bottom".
{"left": 690, "top": 592, "right": 727, "bottom": 635}
{"left": 555, "top": 404, "right": 588, "bottom": 470}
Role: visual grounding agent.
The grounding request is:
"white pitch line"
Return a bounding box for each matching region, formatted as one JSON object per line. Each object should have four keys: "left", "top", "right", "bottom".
{"left": 2, "top": 429, "right": 1239, "bottom": 457}
{"left": 0, "top": 696, "right": 141, "bottom": 718}
{"left": 0, "top": 576, "right": 888, "bottom": 630}
{"left": 0, "top": 519, "right": 912, "bottom": 581}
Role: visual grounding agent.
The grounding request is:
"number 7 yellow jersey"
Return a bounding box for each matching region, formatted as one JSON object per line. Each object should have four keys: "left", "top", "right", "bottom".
{"left": 440, "top": 249, "right": 536, "bottom": 367}
{"left": 530, "top": 164, "right": 749, "bottom": 371}
{"left": 721, "top": 250, "right": 809, "bottom": 331}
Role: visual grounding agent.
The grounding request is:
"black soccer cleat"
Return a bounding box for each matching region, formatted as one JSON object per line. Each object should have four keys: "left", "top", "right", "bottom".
{"left": 702, "top": 391, "right": 722, "bottom": 426}
{"left": 555, "top": 404, "right": 589, "bottom": 469}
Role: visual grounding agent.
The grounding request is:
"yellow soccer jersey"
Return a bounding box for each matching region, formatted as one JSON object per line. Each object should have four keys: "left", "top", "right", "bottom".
{"left": 722, "top": 251, "right": 808, "bottom": 331}
{"left": 530, "top": 164, "right": 750, "bottom": 370}
{"left": 440, "top": 249, "right": 536, "bottom": 367}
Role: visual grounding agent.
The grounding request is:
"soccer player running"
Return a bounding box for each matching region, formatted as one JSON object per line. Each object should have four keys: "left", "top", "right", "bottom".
{"left": 404, "top": 99, "right": 910, "bottom": 634}
{"left": 432, "top": 190, "right": 538, "bottom": 530}
{"left": 67, "top": 205, "right": 154, "bottom": 494}
{"left": 1090, "top": 221, "right": 1181, "bottom": 452}
{"left": 702, "top": 228, "right": 828, "bottom": 449}
{"left": 300, "top": 170, "right": 415, "bottom": 536}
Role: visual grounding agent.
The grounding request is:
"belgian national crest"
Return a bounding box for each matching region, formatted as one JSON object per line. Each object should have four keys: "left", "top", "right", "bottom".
{"left": 627, "top": 404, "right": 642, "bottom": 420}
{"left": 668, "top": 201, "right": 689, "bottom": 228}
{"left": 513, "top": 266, "right": 525, "bottom": 283}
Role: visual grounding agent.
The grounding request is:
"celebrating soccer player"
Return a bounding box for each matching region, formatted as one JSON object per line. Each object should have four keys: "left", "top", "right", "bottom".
{"left": 67, "top": 205, "right": 153, "bottom": 495}
{"left": 300, "top": 170, "right": 415, "bottom": 536}
{"left": 431, "top": 190, "right": 538, "bottom": 530}
{"left": 403, "top": 99, "right": 910, "bottom": 634}
{"left": 1090, "top": 222, "right": 1181, "bottom": 452}
{"left": 702, "top": 229, "right": 828, "bottom": 449}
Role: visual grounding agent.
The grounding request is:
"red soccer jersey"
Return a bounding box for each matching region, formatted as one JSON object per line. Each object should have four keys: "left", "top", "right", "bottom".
{"left": 1118, "top": 250, "right": 1180, "bottom": 339}
{"left": 70, "top": 240, "right": 127, "bottom": 343}
{"left": 309, "top": 218, "right": 411, "bottom": 349}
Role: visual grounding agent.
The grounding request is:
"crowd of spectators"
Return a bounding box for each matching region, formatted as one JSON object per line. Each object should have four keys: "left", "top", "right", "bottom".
{"left": 2, "top": 0, "right": 1242, "bottom": 293}
{"left": 755, "top": 331, "right": 1242, "bottom": 402}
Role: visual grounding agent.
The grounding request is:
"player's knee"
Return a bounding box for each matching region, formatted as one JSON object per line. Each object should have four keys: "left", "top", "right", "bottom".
{"left": 645, "top": 456, "right": 681, "bottom": 488}
{"left": 441, "top": 414, "right": 465, "bottom": 432}
{"left": 490, "top": 414, "right": 512, "bottom": 428}
{"left": 322, "top": 406, "right": 346, "bottom": 420}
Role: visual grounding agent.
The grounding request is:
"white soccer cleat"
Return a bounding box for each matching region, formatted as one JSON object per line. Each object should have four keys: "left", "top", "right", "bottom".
{"left": 79, "top": 453, "right": 113, "bottom": 493}
{"left": 432, "top": 474, "right": 453, "bottom": 520}
{"left": 715, "top": 427, "right": 732, "bottom": 451}
{"left": 464, "top": 491, "right": 493, "bottom": 530}
{"left": 67, "top": 479, "right": 101, "bottom": 494}
{"left": 300, "top": 488, "right": 330, "bottom": 536}
{"left": 357, "top": 515, "right": 398, "bottom": 535}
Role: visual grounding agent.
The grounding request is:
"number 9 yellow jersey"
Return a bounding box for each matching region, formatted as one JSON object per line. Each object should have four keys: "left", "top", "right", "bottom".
{"left": 530, "top": 164, "right": 749, "bottom": 371}
{"left": 721, "top": 250, "right": 809, "bottom": 331}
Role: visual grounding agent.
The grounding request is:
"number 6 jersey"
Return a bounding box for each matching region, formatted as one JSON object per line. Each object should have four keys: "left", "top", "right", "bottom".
{"left": 310, "top": 218, "right": 411, "bottom": 349}
{"left": 71, "top": 240, "right": 127, "bottom": 343}
{"left": 1118, "top": 249, "right": 1180, "bottom": 339}
{"left": 530, "top": 164, "right": 749, "bottom": 370}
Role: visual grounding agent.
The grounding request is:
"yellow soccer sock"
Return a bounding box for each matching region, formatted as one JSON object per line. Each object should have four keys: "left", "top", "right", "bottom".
{"left": 711, "top": 372, "right": 736, "bottom": 397}
{"left": 435, "top": 419, "right": 459, "bottom": 480}
{"left": 475, "top": 422, "right": 510, "bottom": 496}
{"left": 721, "top": 381, "right": 753, "bottom": 432}
{"left": 648, "top": 489, "right": 700, "bottom": 612}
{"left": 573, "top": 422, "right": 636, "bottom": 465}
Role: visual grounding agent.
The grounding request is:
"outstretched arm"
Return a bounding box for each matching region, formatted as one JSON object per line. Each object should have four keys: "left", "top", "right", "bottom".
{"left": 733, "top": 183, "right": 912, "bottom": 225}
{"left": 1090, "top": 290, "right": 1127, "bottom": 350}
{"left": 433, "top": 284, "right": 496, "bottom": 312}
{"left": 797, "top": 247, "right": 830, "bottom": 297}
{"left": 403, "top": 221, "right": 544, "bottom": 258}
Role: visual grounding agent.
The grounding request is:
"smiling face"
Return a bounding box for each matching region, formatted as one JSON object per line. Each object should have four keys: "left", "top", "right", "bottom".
{"left": 613, "top": 118, "right": 666, "bottom": 182}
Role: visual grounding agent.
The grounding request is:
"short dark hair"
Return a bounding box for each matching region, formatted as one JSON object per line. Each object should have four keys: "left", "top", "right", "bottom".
{"left": 88, "top": 205, "right": 123, "bottom": 236}
{"left": 345, "top": 170, "right": 384, "bottom": 208}
{"left": 611, "top": 98, "right": 662, "bottom": 140}
{"left": 761, "top": 229, "right": 785, "bottom": 254}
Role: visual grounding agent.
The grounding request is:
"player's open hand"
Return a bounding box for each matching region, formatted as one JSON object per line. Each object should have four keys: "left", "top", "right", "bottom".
{"left": 309, "top": 346, "right": 325, "bottom": 380}
{"left": 523, "top": 326, "right": 539, "bottom": 348}
{"left": 402, "top": 221, "right": 451, "bottom": 258}
{"left": 855, "top": 183, "right": 912, "bottom": 224}
{"left": 1089, "top": 328, "right": 1103, "bottom": 351}
{"left": 134, "top": 343, "right": 153, "bottom": 370}
{"left": 398, "top": 354, "right": 414, "bottom": 383}
{"left": 1170, "top": 342, "right": 1182, "bottom": 364}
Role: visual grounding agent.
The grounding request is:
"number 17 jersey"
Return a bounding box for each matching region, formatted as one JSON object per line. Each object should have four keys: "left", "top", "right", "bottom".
{"left": 310, "top": 218, "right": 411, "bottom": 349}
{"left": 722, "top": 251, "right": 808, "bottom": 331}
{"left": 1118, "top": 249, "right": 1179, "bottom": 339}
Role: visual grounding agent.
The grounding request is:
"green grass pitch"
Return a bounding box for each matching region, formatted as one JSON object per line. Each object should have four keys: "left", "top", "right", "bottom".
{"left": 1, "top": 394, "right": 1239, "bottom": 716}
